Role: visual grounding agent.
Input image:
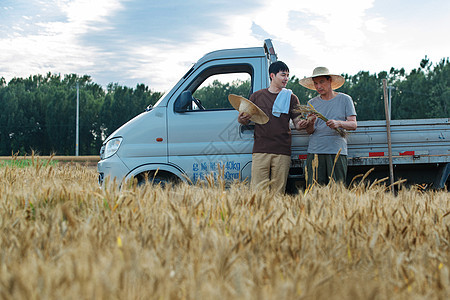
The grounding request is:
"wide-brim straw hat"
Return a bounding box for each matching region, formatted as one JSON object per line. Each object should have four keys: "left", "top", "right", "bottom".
{"left": 228, "top": 94, "right": 269, "bottom": 124}
{"left": 299, "top": 67, "right": 345, "bottom": 90}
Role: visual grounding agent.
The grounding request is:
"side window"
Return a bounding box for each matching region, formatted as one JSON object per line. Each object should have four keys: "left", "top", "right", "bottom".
{"left": 192, "top": 72, "right": 251, "bottom": 110}
{"left": 174, "top": 64, "right": 254, "bottom": 112}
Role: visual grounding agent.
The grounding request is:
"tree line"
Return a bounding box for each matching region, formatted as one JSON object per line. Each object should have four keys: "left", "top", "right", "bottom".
{"left": 288, "top": 56, "right": 449, "bottom": 121}
{"left": 0, "top": 74, "right": 162, "bottom": 156}
{"left": 0, "top": 57, "right": 448, "bottom": 156}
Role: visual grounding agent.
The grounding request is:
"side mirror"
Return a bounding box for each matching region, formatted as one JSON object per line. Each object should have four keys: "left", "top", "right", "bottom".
{"left": 174, "top": 90, "right": 192, "bottom": 113}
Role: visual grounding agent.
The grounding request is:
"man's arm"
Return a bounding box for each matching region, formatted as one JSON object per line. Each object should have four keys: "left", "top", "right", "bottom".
{"left": 326, "top": 115, "right": 357, "bottom": 131}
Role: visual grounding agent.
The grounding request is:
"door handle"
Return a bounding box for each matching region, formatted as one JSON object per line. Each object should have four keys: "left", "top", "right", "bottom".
{"left": 240, "top": 124, "right": 255, "bottom": 133}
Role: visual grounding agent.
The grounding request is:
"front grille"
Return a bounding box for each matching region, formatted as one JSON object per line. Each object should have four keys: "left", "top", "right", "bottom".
{"left": 98, "top": 173, "right": 104, "bottom": 186}
{"left": 99, "top": 145, "right": 105, "bottom": 160}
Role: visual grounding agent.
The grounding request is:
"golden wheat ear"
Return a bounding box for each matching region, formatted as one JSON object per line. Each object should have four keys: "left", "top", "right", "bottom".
{"left": 329, "top": 149, "right": 342, "bottom": 182}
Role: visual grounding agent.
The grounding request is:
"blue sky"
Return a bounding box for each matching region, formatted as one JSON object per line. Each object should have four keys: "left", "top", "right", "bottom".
{"left": 1, "top": 0, "right": 449, "bottom": 92}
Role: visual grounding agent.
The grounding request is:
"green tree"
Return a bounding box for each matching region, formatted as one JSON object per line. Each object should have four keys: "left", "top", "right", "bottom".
{"left": 426, "top": 58, "right": 449, "bottom": 118}
{"left": 0, "top": 73, "right": 108, "bottom": 155}
{"left": 194, "top": 79, "right": 251, "bottom": 109}
{"left": 99, "top": 83, "right": 162, "bottom": 138}
{"left": 0, "top": 75, "right": 50, "bottom": 154}
{"left": 393, "top": 57, "right": 434, "bottom": 119}
{"left": 341, "top": 71, "right": 386, "bottom": 120}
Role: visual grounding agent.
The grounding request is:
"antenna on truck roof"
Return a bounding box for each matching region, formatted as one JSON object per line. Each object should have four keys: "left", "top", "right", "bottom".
{"left": 264, "top": 39, "right": 278, "bottom": 63}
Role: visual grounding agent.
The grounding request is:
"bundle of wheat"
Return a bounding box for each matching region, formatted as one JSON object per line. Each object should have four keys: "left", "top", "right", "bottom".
{"left": 294, "top": 103, "right": 348, "bottom": 137}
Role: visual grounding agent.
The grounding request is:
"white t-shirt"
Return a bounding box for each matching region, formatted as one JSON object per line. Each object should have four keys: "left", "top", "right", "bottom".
{"left": 307, "top": 93, "right": 356, "bottom": 155}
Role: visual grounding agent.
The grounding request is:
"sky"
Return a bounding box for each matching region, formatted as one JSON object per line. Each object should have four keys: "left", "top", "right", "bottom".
{"left": 1, "top": 0, "right": 449, "bottom": 93}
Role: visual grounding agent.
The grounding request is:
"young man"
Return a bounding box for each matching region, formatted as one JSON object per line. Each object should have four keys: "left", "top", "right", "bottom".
{"left": 238, "top": 61, "right": 305, "bottom": 194}
{"left": 298, "top": 67, "right": 357, "bottom": 186}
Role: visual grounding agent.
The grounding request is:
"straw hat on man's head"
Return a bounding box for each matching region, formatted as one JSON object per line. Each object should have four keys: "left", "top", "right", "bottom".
{"left": 228, "top": 94, "right": 269, "bottom": 124}
{"left": 299, "top": 67, "right": 345, "bottom": 90}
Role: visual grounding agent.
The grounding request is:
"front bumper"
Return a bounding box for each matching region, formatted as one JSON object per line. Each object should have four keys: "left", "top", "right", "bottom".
{"left": 97, "top": 154, "right": 130, "bottom": 187}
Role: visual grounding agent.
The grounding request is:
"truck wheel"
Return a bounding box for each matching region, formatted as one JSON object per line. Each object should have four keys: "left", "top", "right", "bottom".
{"left": 136, "top": 171, "right": 179, "bottom": 187}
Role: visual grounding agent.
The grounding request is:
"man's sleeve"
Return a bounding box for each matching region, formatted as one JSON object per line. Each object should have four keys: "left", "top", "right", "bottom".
{"left": 290, "top": 94, "right": 301, "bottom": 119}
{"left": 249, "top": 92, "right": 256, "bottom": 104}
{"left": 346, "top": 96, "right": 357, "bottom": 117}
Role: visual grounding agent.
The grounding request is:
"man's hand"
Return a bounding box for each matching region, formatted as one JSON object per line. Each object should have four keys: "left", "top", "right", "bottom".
{"left": 307, "top": 114, "right": 317, "bottom": 123}
{"left": 326, "top": 119, "right": 341, "bottom": 129}
{"left": 238, "top": 111, "right": 251, "bottom": 125}
{"left": 295, "top": 114, "right": 316, "bottom": 133}
{"left": 296, "top": 119, "right": 309, "bottom": 129}
{"left": 326, "top": 116, "right": 357, "bottom": 130}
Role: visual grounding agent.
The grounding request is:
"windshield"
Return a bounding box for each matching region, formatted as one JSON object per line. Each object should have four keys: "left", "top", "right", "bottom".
{"left": 151, "top": 93, "right": 167, "bottom": 108}
{"left": 149, "top": 64, "right": 196, "bottom": 110}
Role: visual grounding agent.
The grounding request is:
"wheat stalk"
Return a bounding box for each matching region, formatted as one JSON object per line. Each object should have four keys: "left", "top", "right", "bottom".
{"left": 294, "top": 103, "right": 348, "bottom": 138}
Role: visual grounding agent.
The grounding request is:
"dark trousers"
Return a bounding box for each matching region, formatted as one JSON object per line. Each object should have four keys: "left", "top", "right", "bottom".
{"left": 305, "top": 153, "right": 347, "bottom": 186}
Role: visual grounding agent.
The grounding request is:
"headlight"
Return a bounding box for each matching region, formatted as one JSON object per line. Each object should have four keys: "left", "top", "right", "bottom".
{"left": 103, "top": 137, "right": 123, "bottom": 159}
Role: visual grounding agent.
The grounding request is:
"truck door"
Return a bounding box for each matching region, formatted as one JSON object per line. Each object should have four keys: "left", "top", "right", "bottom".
{"left": 167, "top": 59, "right": 263, "bottom": 182}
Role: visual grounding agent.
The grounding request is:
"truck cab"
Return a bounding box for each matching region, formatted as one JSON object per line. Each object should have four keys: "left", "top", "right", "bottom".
{"left": 97, "top": 39, "right": 278, "bottom": 186}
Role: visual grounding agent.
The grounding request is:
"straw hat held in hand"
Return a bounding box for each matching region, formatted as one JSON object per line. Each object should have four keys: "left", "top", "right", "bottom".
{"left": 229, "top": 94, "right": 269, "bottom": 125}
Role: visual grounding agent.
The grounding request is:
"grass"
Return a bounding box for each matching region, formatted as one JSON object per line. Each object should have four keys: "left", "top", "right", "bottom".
{"left": 0, "top": 153, "right": 99, "bottom": 168}
{"left": 0, "top": 158, "right": 58, "bottom": 168}
{"left": 0, "top": 160, "right": 449, "bottom": 299}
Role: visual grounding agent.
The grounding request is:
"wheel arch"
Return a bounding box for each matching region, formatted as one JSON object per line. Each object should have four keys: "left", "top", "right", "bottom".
{"left": 125, "top": 163, "right": 187, "bottom": 184}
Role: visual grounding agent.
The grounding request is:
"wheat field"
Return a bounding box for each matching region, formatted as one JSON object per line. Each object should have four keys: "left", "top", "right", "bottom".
{"left": 0, "top": 158, "right": 449, "bottom": 299}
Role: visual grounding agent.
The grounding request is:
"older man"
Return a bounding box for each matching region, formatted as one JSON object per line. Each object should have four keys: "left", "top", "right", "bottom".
{"left": 298, "top": 67, "right": 357, "bottom": 186}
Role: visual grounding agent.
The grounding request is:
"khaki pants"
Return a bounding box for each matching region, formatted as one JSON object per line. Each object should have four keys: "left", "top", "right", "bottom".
{"left": 251, "top": 153, "right": 291, "bottom": 194}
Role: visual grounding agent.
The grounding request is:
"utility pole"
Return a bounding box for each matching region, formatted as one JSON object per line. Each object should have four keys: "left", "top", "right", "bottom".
{"left": 76, "top": 82, "right": 79, "bottom": 156}
{"left": 383, "top": 79, "right": 394, "bottom": 193}
{"left": 388, "top": 85, "right": 395, "bottom": 120}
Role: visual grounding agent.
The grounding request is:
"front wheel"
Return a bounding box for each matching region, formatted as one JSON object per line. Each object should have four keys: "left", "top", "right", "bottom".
{"left": 136, "top": 171, "right": 179, "bottom": 187}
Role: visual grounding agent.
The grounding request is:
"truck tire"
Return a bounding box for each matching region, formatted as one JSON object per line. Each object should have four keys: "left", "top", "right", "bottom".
{"left": 136, "top": 171, "right": 180, "bottom": 187}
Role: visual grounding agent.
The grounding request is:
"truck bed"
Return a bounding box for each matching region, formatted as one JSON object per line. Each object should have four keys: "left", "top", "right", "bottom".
{"left": 291, "top": 118, "right": 449, "bottom": 164}
{"left": 290, "top": 118, "right": 449, "bottom": 187}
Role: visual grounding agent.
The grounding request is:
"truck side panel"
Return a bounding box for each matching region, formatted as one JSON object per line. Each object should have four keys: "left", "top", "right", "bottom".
{"left": 166, "top": 57, "right": 267, "bottom": 182}
{"left": 290, "top": 118, "right": 449, "bottom": 187}
{"left": 291, "top": 118, "right": 449, "bottom": 163}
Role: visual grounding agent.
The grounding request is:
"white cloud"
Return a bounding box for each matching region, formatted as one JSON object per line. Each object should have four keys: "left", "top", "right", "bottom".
{"left": 58, "top": 0, "right": 123, "bottom": 31}
{"left": 228, "top": 0, "right": 390, "bottom": 79}
{"left": 276, "top": 1, "right": 373, "bottom": 47}
{"left": 112, "top": 0, "right": 381, "bottom": 90}
{"left": 1, "top": 0, "right": 449, "bottom": 92}
{"left": 118, "top": 8, "right": 263, "bottom": 91}
{"left": 365, "top": 17, "right": 386, "bottom": 33}
{"left": 0, "top": 0, "right": 123, "bottom": 82}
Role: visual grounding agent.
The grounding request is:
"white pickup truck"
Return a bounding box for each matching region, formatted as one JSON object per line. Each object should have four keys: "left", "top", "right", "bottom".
{"left": 97, "top": 39, "right": 449, "bottom": 190}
